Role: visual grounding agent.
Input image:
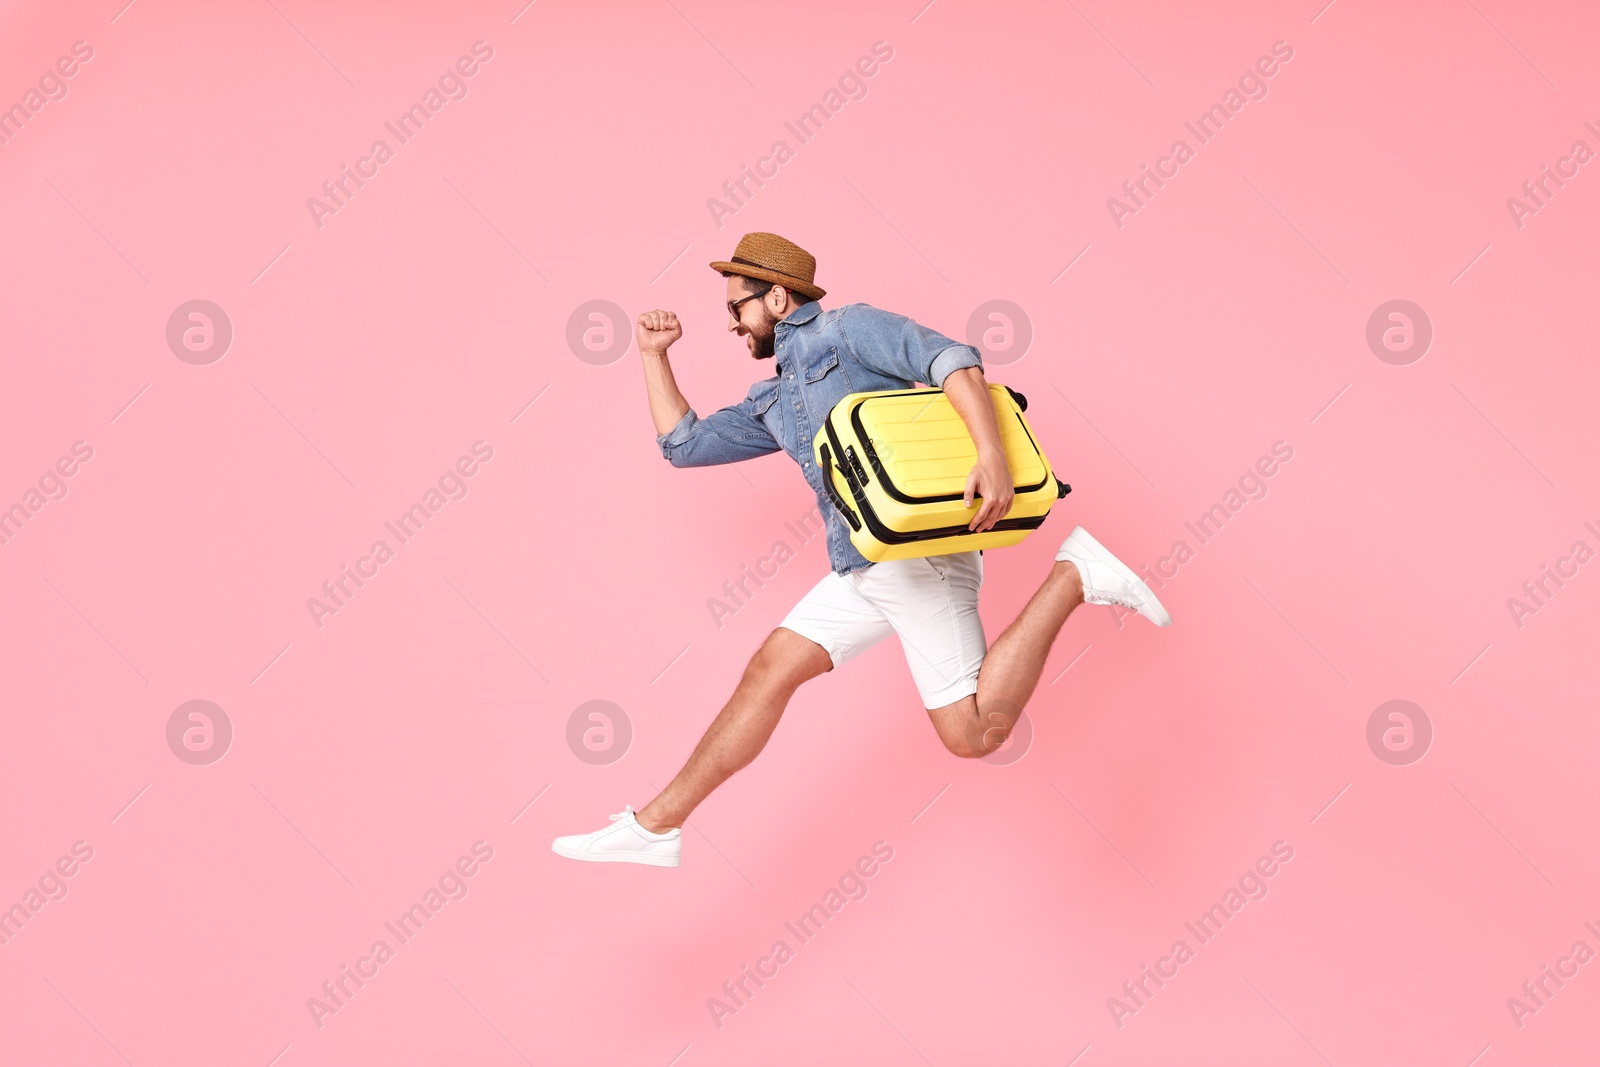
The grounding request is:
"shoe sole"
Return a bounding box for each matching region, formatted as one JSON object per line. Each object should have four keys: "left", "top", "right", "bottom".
{"left": 550, "top": 840, "right": 681, "bottom": 867}
{"left": 1070, "top": 527, "right": 1173, "bottom": 627}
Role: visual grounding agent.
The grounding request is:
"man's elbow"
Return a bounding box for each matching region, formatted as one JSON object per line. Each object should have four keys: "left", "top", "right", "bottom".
{"left": 661, "top": 442, "right": 717, "bottom": 468}
{"left": 941, "top": 365, "right": 985, "bottom": 390}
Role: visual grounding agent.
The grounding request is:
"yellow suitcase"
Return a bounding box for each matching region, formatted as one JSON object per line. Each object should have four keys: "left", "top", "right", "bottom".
{"left": 812, "top": 383, "right": 1070, "bottom": 562}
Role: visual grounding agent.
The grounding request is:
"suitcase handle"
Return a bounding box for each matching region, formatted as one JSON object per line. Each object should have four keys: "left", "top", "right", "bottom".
{"left": 1004, "top": 385, "right": 1027, "bottom": 412}
{"left": 817, "top": 443, "right": 862, "bottom": 531}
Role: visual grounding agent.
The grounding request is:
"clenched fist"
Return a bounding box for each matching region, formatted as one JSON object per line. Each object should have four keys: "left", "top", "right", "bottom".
{"left": 636, "top": 310, "right": 682, "bottom": 356}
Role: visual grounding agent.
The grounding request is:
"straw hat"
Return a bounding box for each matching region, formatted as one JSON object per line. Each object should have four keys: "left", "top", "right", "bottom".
{"left": 709, "top": 232, "right": 826, "bottom": 301}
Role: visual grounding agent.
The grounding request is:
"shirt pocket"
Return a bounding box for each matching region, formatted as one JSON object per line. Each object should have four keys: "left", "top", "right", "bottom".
{"left": 749, "top": 383, "right": 783, "bottom": 446}
{"left": 804, "top": 346, "right": 844, "bottom": 383}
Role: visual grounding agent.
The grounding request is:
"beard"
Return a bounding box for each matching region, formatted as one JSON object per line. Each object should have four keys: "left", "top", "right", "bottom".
{"left": 745, "top": 305, "right": 778, "bottom": 360}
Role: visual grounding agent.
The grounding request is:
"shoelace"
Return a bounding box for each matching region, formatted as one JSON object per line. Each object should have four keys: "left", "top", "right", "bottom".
{"left": 615, "top": 807, "right": 675, "bottom": 840}
{"left": 579, "top": 807, "right": 634, "bottom": 842}
{"left": 1078, "top": 560, "right": 1140, "bottom": 609}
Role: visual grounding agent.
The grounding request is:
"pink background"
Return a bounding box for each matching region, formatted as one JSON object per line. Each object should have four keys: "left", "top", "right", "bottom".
{"left": 3, "top": 1, "right": 1598, "bottom": 1064}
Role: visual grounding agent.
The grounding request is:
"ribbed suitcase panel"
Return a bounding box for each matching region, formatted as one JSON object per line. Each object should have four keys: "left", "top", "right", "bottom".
{"left": 860, "top": 394, "right": 1048, "bottom": 497}
{"left": 813, "top": 383, "right": 1064, "bottom": 561}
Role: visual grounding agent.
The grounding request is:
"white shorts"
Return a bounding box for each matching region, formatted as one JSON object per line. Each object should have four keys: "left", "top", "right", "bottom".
{"left": 778, "top": 550, "right": 987, "bottom": 709}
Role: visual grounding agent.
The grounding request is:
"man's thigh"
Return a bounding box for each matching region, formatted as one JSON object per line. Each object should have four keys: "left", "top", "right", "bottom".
{"left": 776, "top": 570, "right": 896, "bottom": 672}
{"left": 853, "top": 551, "right": 987, "bottom": 710}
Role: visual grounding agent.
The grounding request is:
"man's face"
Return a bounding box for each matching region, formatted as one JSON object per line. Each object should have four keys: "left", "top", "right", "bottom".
{"left": 725, "top": 276, "right": 779, "bottom": 361}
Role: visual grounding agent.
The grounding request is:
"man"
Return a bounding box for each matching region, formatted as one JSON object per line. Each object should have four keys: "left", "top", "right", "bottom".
{"left": 552, "top": 232, "right": 1171, "bottom": 867}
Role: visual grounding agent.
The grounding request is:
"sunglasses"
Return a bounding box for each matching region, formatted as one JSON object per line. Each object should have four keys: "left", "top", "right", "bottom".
{"left": 726, "top": 291, "right": 764, "bottom": 321}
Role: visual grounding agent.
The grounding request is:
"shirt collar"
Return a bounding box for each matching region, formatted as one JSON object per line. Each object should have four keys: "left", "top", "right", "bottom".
{"left": 776, "top": 300, "right": 822, "bottom": 329}
{"left": 773, "top": 301, "right": 822, "bottom": 373}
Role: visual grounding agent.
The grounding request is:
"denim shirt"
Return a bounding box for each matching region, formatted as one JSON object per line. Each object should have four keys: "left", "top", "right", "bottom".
{"left": 655, "top": 300, "right": 984, "bottom": 575}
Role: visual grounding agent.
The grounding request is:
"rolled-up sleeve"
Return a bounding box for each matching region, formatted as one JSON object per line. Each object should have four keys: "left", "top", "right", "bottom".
{"left": 655, "top": 385, "right": 782, "bottom": 467}
{"left": 838, "top": 304, "right": 984, "bottom": 388}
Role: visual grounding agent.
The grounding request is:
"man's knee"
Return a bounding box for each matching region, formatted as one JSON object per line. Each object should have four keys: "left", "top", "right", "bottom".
{"left": 945, "top": 736, "right": 986, "bottom": 759}
{"left": 747, "top": 628, "right": 832, "bottom": 690}
{"left": 929, "top": 693, "right": 1019, "bottom": 758}
{"left": 927, "top": 693, "right": 986, "bottom": 758}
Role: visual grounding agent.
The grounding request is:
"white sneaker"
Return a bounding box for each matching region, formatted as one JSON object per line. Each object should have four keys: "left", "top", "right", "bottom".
{"left": 1056, "top": 526, "right": 1173, "bottom": 627}
{"left": 551, "top": 805, "right": 682, "bottom": 867}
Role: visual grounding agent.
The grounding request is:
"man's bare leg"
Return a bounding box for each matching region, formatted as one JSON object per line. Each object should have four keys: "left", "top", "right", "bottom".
{"left": 636, "top": 627, "right": 833, "bottom": 832}
{"left": 925, "top": 559, "right": 1085, "bottom": 758}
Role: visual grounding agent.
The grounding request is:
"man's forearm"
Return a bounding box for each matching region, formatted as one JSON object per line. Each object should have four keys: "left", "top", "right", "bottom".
{"left": 642, "top": 350, "right": 691, "bottom": 436}
{"left": 942, "top": 366, "right": 1005, "bottom": 458}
